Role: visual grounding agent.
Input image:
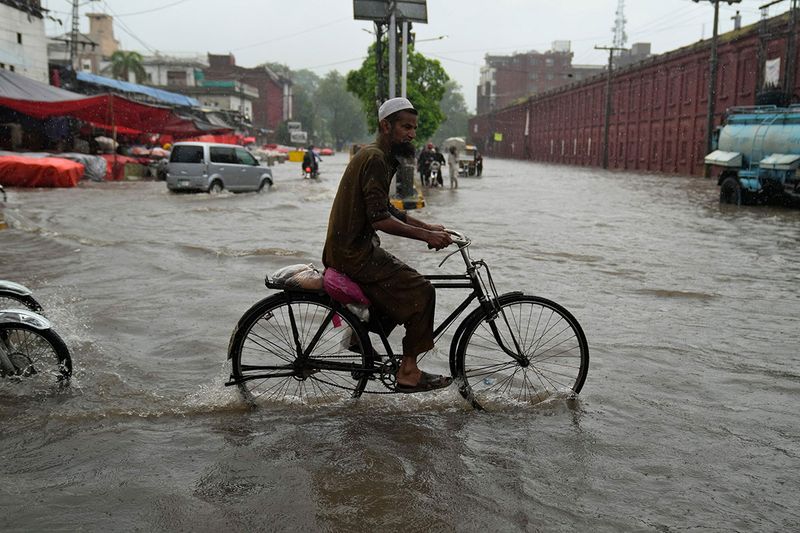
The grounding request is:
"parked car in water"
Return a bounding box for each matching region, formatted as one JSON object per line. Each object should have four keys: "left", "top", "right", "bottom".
{"left": 166, "top": 142, "right": 273, "bottom": 193}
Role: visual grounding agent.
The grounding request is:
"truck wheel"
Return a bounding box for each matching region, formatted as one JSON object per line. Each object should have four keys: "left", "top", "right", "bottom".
{"left": 720, "top": 177, "right": 742, "bottom": 205}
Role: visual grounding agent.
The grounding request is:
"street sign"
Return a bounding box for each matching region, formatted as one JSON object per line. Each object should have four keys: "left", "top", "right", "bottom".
{"left": 290, "top": 130, "right": 308, "bottom": 144}
{"left": 353, "top": 0, "right": 427, "bottom": 23}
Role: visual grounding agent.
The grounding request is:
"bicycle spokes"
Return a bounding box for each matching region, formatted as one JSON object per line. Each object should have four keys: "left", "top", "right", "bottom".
{"left": 455, "top": 296, "right": 589, "bottom": 408}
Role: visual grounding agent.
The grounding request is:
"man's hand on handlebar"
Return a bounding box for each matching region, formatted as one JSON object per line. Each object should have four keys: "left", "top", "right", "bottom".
{"left": 426, "top": 230, "right": 453, "bottom": 250}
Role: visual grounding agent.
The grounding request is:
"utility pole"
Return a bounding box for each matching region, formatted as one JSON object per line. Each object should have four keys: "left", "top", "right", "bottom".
{"left": 69, "top": 0, "right": 79, "bottom": 71}
{"left": 401, "top": 21, "right": 408, "bottom": 98}
{"left": 757, "top": 4, "right": 769, "bottom": 92}
{"left": 784, "top": 0, "right": 798, "bottom": 95}
{"left": 375, "top": 21, "right": 385, "bottom": 105}
{"left": 388, "top": 7, "right": 396, "bottom": 98}
{"left": 595, "top": 45, "right": 627, "bottom": 169}
{"left": 693, "top": 0, "right": 742, "bottom": 177}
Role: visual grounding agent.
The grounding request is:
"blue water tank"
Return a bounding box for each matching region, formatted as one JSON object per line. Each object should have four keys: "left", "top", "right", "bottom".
{"left": 718, "top": 108, "right": 800, "bottom": 165}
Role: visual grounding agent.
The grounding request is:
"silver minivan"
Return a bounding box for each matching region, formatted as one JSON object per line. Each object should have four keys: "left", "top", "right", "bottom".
{"left": 166, "top": 142, "right": 273, "bottom": 193}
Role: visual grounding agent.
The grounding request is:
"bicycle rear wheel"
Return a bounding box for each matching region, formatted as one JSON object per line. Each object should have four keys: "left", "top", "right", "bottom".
{"left": 453, "top": 294, "right": 588, "bottom": 409}
{"left": 0, "top": 324, "right": 72, "bottom": 382}
{"left": 228, "top": 292, "right": 372, "bottom": 404}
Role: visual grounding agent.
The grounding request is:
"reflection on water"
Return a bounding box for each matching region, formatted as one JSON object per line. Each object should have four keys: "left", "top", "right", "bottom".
{"left": 1, "top": 155, "right": 799, "bottom": 530}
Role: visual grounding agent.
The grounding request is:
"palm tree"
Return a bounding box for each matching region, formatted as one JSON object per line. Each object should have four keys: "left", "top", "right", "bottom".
{"left": 110, "top": 51, "right": 146, "bottom": 83}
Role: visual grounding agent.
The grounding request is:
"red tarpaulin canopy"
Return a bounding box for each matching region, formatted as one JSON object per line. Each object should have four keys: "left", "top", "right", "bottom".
{"left": 0, "top": 70, "right": 230, "bottom": 138}
{"left": 0, "top": 93, "right": 211, "bottom": 136}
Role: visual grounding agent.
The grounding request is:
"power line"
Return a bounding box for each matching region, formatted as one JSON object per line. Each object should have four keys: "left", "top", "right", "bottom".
{"left": 113, "top": 0, "right": 193, "bottom": 17}
{"left": 304, "top": 56, "right": 368, "bottom": 70}
{"left": 231, "top": 18, "right": 352, "bottom": 52}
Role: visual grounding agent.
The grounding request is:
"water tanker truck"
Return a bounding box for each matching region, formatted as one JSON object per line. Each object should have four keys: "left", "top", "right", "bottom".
{"left": 705, "top": 105, "right": 800, "bottom": 206}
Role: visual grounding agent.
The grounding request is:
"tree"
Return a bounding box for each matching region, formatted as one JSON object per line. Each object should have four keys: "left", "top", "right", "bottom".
{"left": 315, "top": 71, "right": 367, "bottom": 151}
{"left": 346, "top": 42, "right": 449, "bottom": 143}
{"left": 110, "top": 51, "right": 146, "bottom": 83}
{"left": 431, "top": 80, "right": 472, "bottom": 146}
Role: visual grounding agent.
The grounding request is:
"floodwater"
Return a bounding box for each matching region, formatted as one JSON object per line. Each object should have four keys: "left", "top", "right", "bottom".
{"left": 1, "top": 154, "right": 798, "bottom": 531}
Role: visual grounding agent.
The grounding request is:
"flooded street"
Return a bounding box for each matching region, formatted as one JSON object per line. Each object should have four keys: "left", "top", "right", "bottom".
{"left": 1, "top": 154, "right": 798, "bottom": 531}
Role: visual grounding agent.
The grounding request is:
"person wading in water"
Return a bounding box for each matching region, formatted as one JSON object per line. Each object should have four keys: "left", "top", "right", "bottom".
{"left": 322, "top": 97, "right": 454, "bottom": 393}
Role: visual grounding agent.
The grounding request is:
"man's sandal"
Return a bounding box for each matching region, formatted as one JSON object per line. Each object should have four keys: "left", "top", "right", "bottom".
{"left": 395, "top": 371, "right": 453, "bottom": 394}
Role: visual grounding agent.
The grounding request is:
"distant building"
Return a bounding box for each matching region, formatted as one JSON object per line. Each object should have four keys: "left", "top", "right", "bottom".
{"left": 476, "top": 41, "right": 606, "bottom": 114}
{"left": 182, "top": 79, "right": 259, "bottom": 122}
{"left": 203, "top": 53, "right": 292, "bottom": 135}
{"left": 140, "top": 54, "right": 207, "bottom": 87}
{"left": 48, "top": 12, "right": 119, "bottom": 76}
{"left": 47, "top": 32, "right": 98, "bottom": 74}
{"left": 0, "top": 0, "right": 48, "bottom": 83}
{"left": 614, "top": 42, "right": 652, "bottom": 69}
{"left": 86, "top": 13, "right": 119, "bottom": 58}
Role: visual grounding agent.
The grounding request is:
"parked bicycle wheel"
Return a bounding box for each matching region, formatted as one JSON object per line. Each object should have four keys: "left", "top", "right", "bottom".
{"left": 453, "top": 294, "right": 588, "bottom": 409}
{"left": 0, "top": 323, "right": 72, "bottom": 382}
{"left": 228, "top": 292, "right": 373, "bottom": 404}
{"left": 0, "top": 289, "right": 44, "bottom": 313}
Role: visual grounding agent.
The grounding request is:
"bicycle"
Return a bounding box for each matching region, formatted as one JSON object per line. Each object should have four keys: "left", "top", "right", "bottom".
{"left": 0, "top": 281, "right": 72, "bottom": 382}
{"left": 0, "top": 280, "right": 44, "bottom": 312}
{"left": 226, "top": 231, "right": 589, "bottom": 410}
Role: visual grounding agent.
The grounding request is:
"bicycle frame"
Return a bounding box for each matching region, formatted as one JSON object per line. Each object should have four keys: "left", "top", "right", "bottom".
{"left": 424, "top": 234, "right": 527, "bottom": 366}
{"left": 300, "top": 232, "right": 527, "bottom": 372}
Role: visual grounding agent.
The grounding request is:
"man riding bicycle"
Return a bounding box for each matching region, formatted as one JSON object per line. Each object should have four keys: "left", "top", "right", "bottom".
{"left": 322, "top": 97, "right": 453, "bottom": 393}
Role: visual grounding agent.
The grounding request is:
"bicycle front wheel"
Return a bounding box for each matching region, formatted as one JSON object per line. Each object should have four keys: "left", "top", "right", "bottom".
{"left": 228, "top": 292, "right": 372, "bottom": 404}
{"left": 0, "top": 324, "right": 72, "bottom": 382}
{"left": 453, "top": 294, "right": 588, "bottom": 409}
{"left": 0, "top": 290, "right": 43, "bottom": 313}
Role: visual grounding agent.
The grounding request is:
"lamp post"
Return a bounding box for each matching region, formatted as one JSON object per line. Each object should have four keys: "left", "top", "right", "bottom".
{"left": 595, "top": 45, "right": 627, "bottom": 170}
{"left": 693, "top": 0, "right": 742, "bottom": 177}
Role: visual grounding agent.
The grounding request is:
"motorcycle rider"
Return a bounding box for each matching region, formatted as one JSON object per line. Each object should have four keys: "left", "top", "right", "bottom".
{"left": 302, "top": 145, "right": 319, "bottom": 178}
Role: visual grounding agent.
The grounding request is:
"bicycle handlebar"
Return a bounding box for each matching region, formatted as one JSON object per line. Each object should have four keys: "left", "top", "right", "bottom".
{"left": 437, "top": 229, "right": 471, "bottom": 268}
{"left": 445, "top": 229, "right": 470, "bottom": 247}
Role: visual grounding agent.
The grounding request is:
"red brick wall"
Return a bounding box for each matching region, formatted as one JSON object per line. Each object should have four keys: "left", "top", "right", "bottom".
{"left": 469, "top": 14, "right": 798, "bottom": 177}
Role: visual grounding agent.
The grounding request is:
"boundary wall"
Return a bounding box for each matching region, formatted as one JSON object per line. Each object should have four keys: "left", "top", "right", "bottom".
{"left": 468, "top": 13, "right": 799, "bottom": 176}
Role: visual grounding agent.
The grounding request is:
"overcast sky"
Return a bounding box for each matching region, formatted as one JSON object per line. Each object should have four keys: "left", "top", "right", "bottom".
{"left": 42, "top": 0, "right": 788, "bottom": 112}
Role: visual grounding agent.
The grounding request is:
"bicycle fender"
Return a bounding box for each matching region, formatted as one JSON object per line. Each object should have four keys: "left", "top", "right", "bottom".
{"left": 0, "top": 281, "right": 34, "bottom": 297}
{"left": 227, "top": 293, "right": 287, "bottom": 359}
{"left": 0, "top": 309, "right": 52, "bottom": 330}
{"left": 448, "top": 291, "right": 525, "bottom": 375}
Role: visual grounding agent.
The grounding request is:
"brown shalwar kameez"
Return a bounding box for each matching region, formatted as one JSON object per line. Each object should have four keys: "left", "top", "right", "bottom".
{"left": 322, "top": 143, "right": 435, "bottom": 358}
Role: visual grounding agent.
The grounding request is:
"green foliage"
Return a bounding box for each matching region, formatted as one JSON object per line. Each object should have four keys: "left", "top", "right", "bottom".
{"left": 430, "top": 80, "right": 472, "bottom": 146}
{"left": 346, "top": 42, "right": 450, "bottom": 144}
{"left": 315, "top": 71, "right": 367, "bottom": 150}
{"left": 293, "top": 85, "right": 317, "bottom": 140}
{"left": 110, "top": 51, "right": 146, "bottom": 83}
{"left": 262, "top": 64, "right": 367, "bottom": 148}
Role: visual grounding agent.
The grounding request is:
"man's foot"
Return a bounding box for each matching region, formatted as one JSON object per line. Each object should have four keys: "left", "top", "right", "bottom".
{"left": 395, "top": 370, "right": 453, "bottom": 394}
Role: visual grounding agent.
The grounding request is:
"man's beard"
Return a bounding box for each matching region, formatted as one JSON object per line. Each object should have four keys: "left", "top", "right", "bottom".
{"left": 390, "top": 141, "right": 416, "bottom": 159}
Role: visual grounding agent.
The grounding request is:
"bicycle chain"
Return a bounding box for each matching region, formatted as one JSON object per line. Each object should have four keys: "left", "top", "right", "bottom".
{"left": 303, "top": 357, "right": 400, "bottom": 395}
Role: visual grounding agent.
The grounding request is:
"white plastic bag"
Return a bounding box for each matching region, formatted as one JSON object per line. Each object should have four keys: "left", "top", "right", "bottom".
{"left": 271, "top": 263, "right": 324, "bottom": 290}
